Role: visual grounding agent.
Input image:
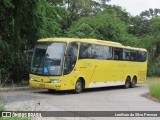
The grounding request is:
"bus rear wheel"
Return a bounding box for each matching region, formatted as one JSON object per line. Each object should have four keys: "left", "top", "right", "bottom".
{"left": 124, "top": 77, "right": 131, "bottom": 89}
{"left": 130, "top": 77, "right": 137, "bottom": 88}
{"left": 74, "top": 79, "right": 83, "bottom": 93}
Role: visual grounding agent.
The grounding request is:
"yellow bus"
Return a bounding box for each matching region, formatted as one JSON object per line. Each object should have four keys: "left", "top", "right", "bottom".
{"left": 29, "top": 38, "right": 147, "bottom": 93}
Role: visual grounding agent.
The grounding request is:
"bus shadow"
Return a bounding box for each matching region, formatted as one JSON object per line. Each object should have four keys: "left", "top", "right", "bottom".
{"left": 32, "top": 85, "right": 143, "bottom": 96}
{"left": 31, "top": 89, "right": 72, "bottom": 95}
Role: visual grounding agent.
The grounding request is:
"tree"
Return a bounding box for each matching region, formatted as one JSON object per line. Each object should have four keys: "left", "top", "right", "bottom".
{"left": 95, "top": 0, "right": 111, "bottom": 4}
{"left": 0, "top": 0, "right": 62, "bottom": 83}
{"left": 66, "top": 12, "right": 137, "bottom": 46}
{"left": 132, "top": 13, "right": 160, "bottom": 76}
{"left": 140, "top": 8, "right": 160, "bottom": 19}
{"left": 148, "top": 18, "right": 160, "bottom": 59}
{"left": 128, "top": 16, "right": 152, "bottom": 37}
{"left": 103, "top": 4, "right": 130, "bottom": 23}
{"left": 65, "top": 0, "right": 102, "bottom": 21}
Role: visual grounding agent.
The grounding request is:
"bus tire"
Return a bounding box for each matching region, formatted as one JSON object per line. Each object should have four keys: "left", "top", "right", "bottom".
{"left": 130, "top": 77, "right": 137, "bottom": 88}
{"left": 48, "top": 89, "right": 54, "bottom": 92}
{"left": 74, "top": 79, "right": 83, "bottom": 93}
{"left": 124, "top": 77, "right": 131, "bottom": 89}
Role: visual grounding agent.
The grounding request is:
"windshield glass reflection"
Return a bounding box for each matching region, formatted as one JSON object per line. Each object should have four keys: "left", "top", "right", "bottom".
{"left": 31, "top": 42, "right": 66, "bottom": 75}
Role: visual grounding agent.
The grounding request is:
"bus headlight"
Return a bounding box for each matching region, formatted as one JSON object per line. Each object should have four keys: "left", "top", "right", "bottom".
{"left": 30, "top": 78, "right": 35, "bottom": 81}
{"left": 50, "top": 79, "right": 61, "bottom": 83}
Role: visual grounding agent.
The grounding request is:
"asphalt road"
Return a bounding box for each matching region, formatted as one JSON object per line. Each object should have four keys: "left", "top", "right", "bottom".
{"left": 0, "top": 83, "right": 160, "bottom": 120}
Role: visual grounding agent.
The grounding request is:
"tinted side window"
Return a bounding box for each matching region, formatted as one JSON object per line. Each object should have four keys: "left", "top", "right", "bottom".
{"left": 79, "top": 43, "right": 92, "bottom": 59}
{"left": 100, "top": 46, "right": 112, "bottom": 59}
{"left": 123, "top": 49, "right": 137, "bottom": 61}
{"left": 137, "top": 51, "right": 147, "bottom": 62}
{"left": 123, "top": 49, "right": 130, "bottom": 61}
{"left": 79, "top": 43, "right": 113, "bottom": 60}
{"left": 91, "top": 44, "right": 100, "bottom": 59}
{"left": 130, "top": 50, "right": 137, "bottom": 61}
{"left": 113, "top": 48, "right": 123, "bottom": 60}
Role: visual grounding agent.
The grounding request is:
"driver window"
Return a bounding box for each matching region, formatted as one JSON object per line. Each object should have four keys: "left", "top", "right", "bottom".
{"left": 64, "top": 42, "right": 78, "bottom": 75}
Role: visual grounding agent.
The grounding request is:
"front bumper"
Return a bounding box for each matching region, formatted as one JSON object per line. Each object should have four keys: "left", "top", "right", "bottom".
{"left": 29, "top": 80, "right": 74, "bottom": 91}
{"left": 30, "top": 80, "right": 63, "bottom": 90}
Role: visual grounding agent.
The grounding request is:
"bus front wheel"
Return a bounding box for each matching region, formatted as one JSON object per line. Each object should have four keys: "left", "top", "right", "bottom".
{"left": 74, "top": 79, "right": 83, "bottom": 93}
{"left": 124, "top": 77, "right": 131, "bottom": 89}
{"left": 48, "top": 89, "right": 55, "bottom": 93}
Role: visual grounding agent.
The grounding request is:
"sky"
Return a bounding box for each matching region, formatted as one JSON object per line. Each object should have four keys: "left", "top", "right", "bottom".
{"left": 108, "top": 0, "right": 160, "bottom": 16}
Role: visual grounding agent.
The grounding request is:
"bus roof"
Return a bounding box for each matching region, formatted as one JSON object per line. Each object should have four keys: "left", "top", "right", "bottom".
{"left": 38, "top": 38, "right": 147, "bottom": 51}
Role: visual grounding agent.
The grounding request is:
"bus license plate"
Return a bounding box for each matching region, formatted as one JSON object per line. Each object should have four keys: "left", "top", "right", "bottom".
{"left": 40, "top": 84, "right": 45, "bottom": 88}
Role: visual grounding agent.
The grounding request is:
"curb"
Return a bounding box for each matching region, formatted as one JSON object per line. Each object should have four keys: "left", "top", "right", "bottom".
{"left": 142, "top": 93, "right": 160, "bottom": 103}
{"left": 0, "top": 86, "right": 38, "bottom": 92}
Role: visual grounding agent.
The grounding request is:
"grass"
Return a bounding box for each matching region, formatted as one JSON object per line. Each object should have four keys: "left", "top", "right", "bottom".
{"left": 148, "top": 78, "right": 160, "bottom": 100}
{"left": 0, "top": 118, "right": 30, "bottom": 120}
{"left": 147, "top": 77, "right": 160, "bottom": 81}
{"left": 0, "top": 103, "right": 30, "bottom": 120}
{"left": 0, "top": 80, "right": 29, "bottom": 88}
{"left": 0, "top": 103, "right": 5, "bottom": 111}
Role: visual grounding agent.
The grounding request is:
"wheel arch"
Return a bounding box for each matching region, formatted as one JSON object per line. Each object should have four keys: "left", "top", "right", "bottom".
{"left": 77, "top": 77, "right": 85, "bottom": 89}
{"left": 126, "top": 75, "right": 131, "bottom": 81}
{"left": 132, "top": 75, "right": 137, "bottom": 84}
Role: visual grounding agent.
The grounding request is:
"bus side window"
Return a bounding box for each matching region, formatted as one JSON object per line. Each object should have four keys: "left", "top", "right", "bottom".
{"left": 79, "top": 43, "right": 91, "bottom": 59}
{"left": 100, "top": 46, "right": 112, "bottom": 60}
{"left": 91, "top": 44, "right": 100, "bottom": 59}
{"left": 123, "top": 49, "right": 138, "bottom": 61}
{"left": 137, "top": 51, "right": 147, "bottom": 62}
{"left": 64, "top": 42, "right": 78, "bottom": 75}
{"left": 113, "top": 48, "right": 123, "bottom": 60}
{"left": 123, "top": 49, "right": 132, "bottom": 61}
{"left": 130, "top": 50, "right": 137, "bottom": 61}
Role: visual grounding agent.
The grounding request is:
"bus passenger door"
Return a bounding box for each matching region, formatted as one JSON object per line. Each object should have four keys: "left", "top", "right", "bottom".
{"left": 63, "top": 42, "right": 79, "bottom": 89}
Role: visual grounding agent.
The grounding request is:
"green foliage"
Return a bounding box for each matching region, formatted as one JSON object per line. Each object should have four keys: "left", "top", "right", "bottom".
{"left": 0, "top": 0, "right": 62, "bottom": 84}
{"left": 36, "top": 0, "right": 61, "bottom": 38}
{"left": 66, "top": 12, "right": 136, "bottom": 46}
{"left": 0, "top": 0, "right": 14, "bottom": 8}
{"left": 103, "top": 4, "right": 130, "bottom": 23}
{"left": 149, "top": 81, "right": 160, "bottom": 100}
{"left": 129, "top": 9, "right": 160, "bottom": 76}
{"left": 140, "top": 8, "right": 160, "bottom": 18}
{"left": 0, "top": 103, "right": 5, "bottom": 111}
{"left": 0, "top": 116, "right": 30, "bottom": 120}
{"left": 129, "top": 16, "right": 152, "bottom": 37}
{"left": 65, "top": 0, "right": 102, "bottom": 21}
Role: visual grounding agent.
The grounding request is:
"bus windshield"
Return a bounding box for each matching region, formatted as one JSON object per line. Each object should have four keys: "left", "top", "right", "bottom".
{"left": 31, "top": 42, "right": 66, "bottom": 76}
